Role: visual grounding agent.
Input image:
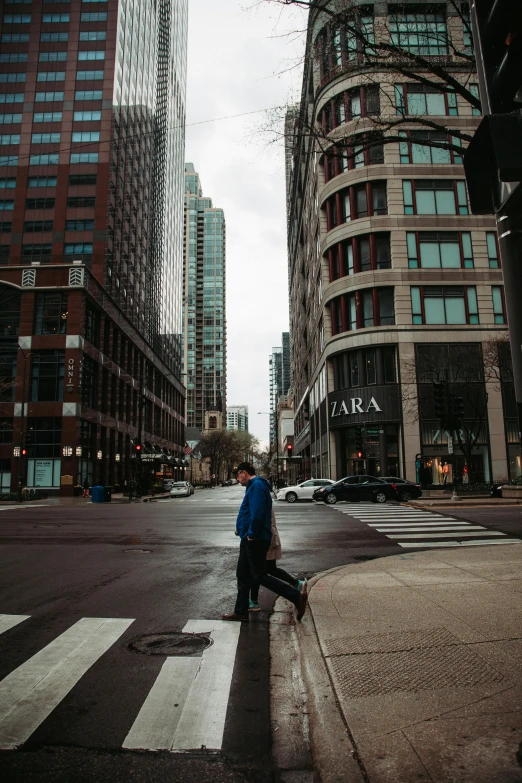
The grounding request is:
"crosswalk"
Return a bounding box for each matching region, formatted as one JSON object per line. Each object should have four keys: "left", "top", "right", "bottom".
{"left": 0, "top": 614, "right": 240, "bottom": 752}
{"left": 333, "top": 504, "right": 522, "bottom": 548}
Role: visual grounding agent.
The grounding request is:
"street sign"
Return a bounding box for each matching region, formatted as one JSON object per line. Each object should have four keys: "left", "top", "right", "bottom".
{"left": 447, "top": 436, "right": 453, "bottom": 454}
{"left": 365, "top": 428, "right": 384, "bottom": 435}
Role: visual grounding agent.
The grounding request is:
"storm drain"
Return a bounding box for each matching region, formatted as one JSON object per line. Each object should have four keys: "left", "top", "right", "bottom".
{"left": 127, "top": 632, "right": 213, "bottom": 656}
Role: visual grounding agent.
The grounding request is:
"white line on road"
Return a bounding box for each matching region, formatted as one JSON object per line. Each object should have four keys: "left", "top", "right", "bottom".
{"left": 375, "top": 526, "right": 485, "bottom": 533}
{"left": 0, "top": 615, "right": 30, "bottom": 635}
{"left": 0, "top": 506, "right": 49, "bottom": 512}
{"left": 0, "top": 617, "right": 134, "bottom": 749}
{"left": 386, "top": 531, "right": 505, "bottom": 539}
{"left": 367, "top": 521, "right": 473, "bottom": 527}
{"left": 399, "top": 539, "right": 522, "bottom": 547}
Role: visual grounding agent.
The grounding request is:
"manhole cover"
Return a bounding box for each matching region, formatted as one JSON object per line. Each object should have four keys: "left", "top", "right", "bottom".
{"left": 123, "top": 549, "right": 152, "bottom": 554}
{"left": 128, "top": 632, "right": 213, "bottom": 656}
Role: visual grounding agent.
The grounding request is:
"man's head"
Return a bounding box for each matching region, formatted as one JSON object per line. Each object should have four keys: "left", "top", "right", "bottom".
{"left": 236, "top": 462, "right": 255, "bottom": 487}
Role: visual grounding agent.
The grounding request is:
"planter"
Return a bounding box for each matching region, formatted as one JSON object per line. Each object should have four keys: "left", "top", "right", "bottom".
{"left": 500, "top": 486, "right": 522, "bottom": 499}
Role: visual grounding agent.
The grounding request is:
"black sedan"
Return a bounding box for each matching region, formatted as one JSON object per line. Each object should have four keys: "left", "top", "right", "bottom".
{"left": 381, "top": 477, "right": 423, "bottom": 502}
{"left": 313, "top": 474, "right": 399, "bottom": 504}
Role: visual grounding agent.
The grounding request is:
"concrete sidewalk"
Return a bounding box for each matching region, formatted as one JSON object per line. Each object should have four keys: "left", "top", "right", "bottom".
{"left": 296, "top": 545, "right": 522, "bottom": 782}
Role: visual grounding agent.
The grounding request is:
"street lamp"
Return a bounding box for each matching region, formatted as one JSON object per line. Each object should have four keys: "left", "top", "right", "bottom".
{"left": 15, "top": 344, "right": 30, "bottom": 503}
{"left": 257, "top": 411, "right": 279, "bottom": 485}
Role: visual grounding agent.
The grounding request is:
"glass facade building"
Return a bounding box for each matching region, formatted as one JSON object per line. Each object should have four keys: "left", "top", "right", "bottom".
{"left": 0, "top": 0, "right": 188, "bottom": 495}
{"left": 182, "top": 164, "right": 226, "bottom": 431}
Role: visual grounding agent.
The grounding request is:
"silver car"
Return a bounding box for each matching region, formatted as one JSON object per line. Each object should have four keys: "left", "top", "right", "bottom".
{"left": 277, "top": 478, "right": 334, "bottom": 503}
{"left": 170, "top": 481, "right": 194, "bottom": 497}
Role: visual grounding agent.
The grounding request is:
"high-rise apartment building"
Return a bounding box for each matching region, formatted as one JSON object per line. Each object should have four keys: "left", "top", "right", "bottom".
{"left": 182, "top": 163, "right": 226, "bottom": 431}
{"left": 287, "top": 1, "right": 518, "bottom": 484}
{"left": 0, "top": 0, "right": 188, "bottom": 495}
{"left": 227, "top": 405, "right": 248, "bottom": 432}
{"left": 269, "top": 333, "right": 291, "bottom": 446}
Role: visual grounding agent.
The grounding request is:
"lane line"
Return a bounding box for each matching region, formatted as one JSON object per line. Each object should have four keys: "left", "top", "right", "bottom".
{"left": 386, "top": 531, "right": 506, "bottom": 539}
{"left": 399, "top": 539, "right": 522, "bottom": 548}
{"left": 171, "top": 620, "right": 242, "bottom": 751}
{"left": 0, "top": 617, "right": 134, "bottom": 749}
{"left": 123, "top": 658, "right": 200, "bottom": 750}
{"left": 0, "top": 615, "right": 30, "bottom": 635}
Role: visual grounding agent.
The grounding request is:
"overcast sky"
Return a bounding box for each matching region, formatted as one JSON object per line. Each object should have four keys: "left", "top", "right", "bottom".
{"left": 184, "top": 0, "right": 307, "bottom": 444}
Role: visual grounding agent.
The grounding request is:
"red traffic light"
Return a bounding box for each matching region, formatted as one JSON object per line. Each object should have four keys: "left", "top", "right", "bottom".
{"left": 135, "top": 444, "right": 142, "bottom": 451}
{"left": 357, "top": 450, "right": 363, "bottom": 458}
{"left": 21, "top": 448, "right": 27, "bottom": 456}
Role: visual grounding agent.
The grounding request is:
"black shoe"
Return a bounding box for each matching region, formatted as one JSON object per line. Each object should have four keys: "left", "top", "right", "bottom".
{"left": 296, "top": 587, "right": 308, "bottom": 621}
{"left": 221, "top": 612, "right": 249, "bottom": 622}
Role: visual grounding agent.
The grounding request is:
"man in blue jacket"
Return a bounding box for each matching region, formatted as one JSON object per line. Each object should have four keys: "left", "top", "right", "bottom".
{"left": 222, "top": 462, "right": 307, "bottom": 622}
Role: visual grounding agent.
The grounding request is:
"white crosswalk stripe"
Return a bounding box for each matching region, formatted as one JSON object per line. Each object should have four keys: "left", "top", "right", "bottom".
{"left": 333, "top": 504, "right": 522, "bottom": 548}
{"left": 0, "top": 615, "right": 30, "bottom": 635}
{"left": 0, "top": 617, "right": 134, "bottom": 749}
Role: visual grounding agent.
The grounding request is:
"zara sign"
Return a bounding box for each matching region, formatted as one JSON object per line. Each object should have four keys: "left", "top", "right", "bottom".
{"left": 327, "top": 385, "right": 401, "bottom": 428}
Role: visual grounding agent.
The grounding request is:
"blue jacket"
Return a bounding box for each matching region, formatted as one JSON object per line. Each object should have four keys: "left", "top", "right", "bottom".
{"left": 236, "top": 476, "right": 273, "bottom": 541}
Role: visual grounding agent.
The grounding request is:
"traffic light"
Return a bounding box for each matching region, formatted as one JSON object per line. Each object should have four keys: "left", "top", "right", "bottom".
{"left": 354, "top": 427, "right": 364, "bottom": 458}
{"left": 134, "top": 442, "right": 142, "bottom": 455}
{"left": 452, "top": 396, "right": 465, "bottom": 423}
{"left": 433, "top": 381, "right": 447, "bottom": 424}
{"left": 474, "top": 0, "right": 522, "bottom": 114}
{"left": 286, "top": 444, "right": 293, "bottom": 458}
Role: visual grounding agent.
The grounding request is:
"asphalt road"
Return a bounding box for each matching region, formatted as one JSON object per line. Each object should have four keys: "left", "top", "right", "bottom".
{"left": 0, "top": 488, "right": 520, "bottom": 783}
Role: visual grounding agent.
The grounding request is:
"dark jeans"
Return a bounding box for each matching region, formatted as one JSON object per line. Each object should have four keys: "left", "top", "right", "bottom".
{"left": 235, "top": 538, "right": 301, "bottom": 616}
{"left": 250, "top": 560, "right": 299, "bottom": 602}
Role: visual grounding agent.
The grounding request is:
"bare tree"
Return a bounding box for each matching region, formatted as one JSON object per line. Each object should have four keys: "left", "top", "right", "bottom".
{"left": 253, "top": 0, "right": 479, "bottom": 165}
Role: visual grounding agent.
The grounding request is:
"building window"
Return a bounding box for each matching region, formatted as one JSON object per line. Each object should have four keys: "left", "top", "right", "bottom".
{"left": 389, "top": 8, "right": 447, "bottom": 55}
{"left": 39, "top": 52, "right": 67, "bottom": 62}
{"left": 469, "top": 84, "right": 482, "bottom": 116}
{"left": 24, "top": 220, "right": 54, "bottom": 232}
{"left": 67, "top": 196, "right": 95, "bottom": 208}
{"left": 22, "top": 243, "right": 53, "bottom": 261}
{"left": 0, "top": 74, "right": 26, "bottom": 83}
{"left": 72, "top": 131, "right": 100, "bottom": 142}
{"left": 321, "top": 85, "right": 380, "bottom": 131}
{"left": 411, "top": 286, "right": 479, "bottom": 325}
{"left": 0, "top": 156, "right": 18, "bottom": 166}
{"left": 42, "top": 13, "right": 70, "bottom": 22}
{"left": 29, "top": 154, "right": 59, "bottom": 165}
{"left": 33, "top": 112, "right": 62, "bottom": 123}
{"left": 330, "top": 287, "right": 395, "bottom": 335}
{"left": 84, "top": 303, "right": 101, "bottom": 347}
{"left": 0, "top": 200, "right": 14, "bottom": 211}
{"left": 0, "top": 222, "right": 12, "bottom": 233}
{"left": 0, "top": 135, "right": 20, "bottom": 145}
{"left": 73, "top": 111, "right": 101, "bottom": 122}
{"left": 40, "top": 32, "right": 69, "bottom": 42}
{"left": 2, "top": 33, "right": 30, "bottom": 43}
{"left": 35, "top": 92, "right": 64, "bottom": 103}
{"left": 325, "top": 134, "right": 384, "bottom": 181}
{"left": 0, "top": 53, "right": 28, "bottom": 63}
{"left": 329, "top": 232, "right": 391, "bottom": 281}
{"left": 406, "top": 232, "right": 473, "bottom": 269}
{"left": 0, "top": 419, "right": 13, "bottom": 443}
{"left": 0, "top": 246, "right": 10, "bottom": 262}
{"left": 0, "top": 115, "right": 22, "bottom": 125}
{"left": 395, "top": 83, "right": 457, "bottom": 116}
{"left": 25, "top": 417, "right": 62, "bottom": 461}
{"left": 32, "top": 133, "right": 61, "bottom": 144}
{"left": 80, "top": 31, "right": 106, "bottom": 41}
{"left": 76, "top": 70, "right": 104, "bottom": 81}
{"left": 75, "top": 90, "right": 102, "bottom": 101}
{"left": 70, "top": 152, "right": 98, "bottom": 163}
{"left": 399, "top": 131, "right": 462, "bottom": 164}
{"left": 66, "top": 219, "right": 94, "bottom": 230}
{"left": 486, "top": 232, "right": 499, "bottom": 268}
{"left": 492, "top": 287, "right": 505, "bottom": 324}
{"left": 30, "top": 351, "right": 65, "bottom": 401}
{"left": 333, "top": 345, "right": 397, "bottom": 390}
{"left": 37, "top": 72, "right": 66, "bottom": 82}
{"left": 326, "top": 181, "right": 387, "bottom": 229}
{"left": 80, "top": 12, "right": 108, "bottom": 21}
{"left": 0, "top": 285, "right": 20, "bottom": 336}
{"left": 0, "top": 95, "right": 24, "bottom": 104}
{"left": 26, "top": 197, "right": 55, "bottom": 209}
{"left": 28, "top": 176, "right": 57, "bottom": 187}
{"left": 64, "top": 243, "right": 93, "bottom": 255}
{"left": 34, "top": 292, "right": 68, "bottom": 335}
{"left": 69, "top": 174, "right": 97, "bottom": 185}
{"left": 403, "top": 179, "right": 468, "bottom": 215}
{"left": 78, "top": 51, "right": 105, "bottom": 61}
{"left": 81, "top": 355, "right": 98, "bottom": 408}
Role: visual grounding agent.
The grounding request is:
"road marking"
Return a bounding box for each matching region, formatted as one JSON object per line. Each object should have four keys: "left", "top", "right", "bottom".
{"left": 0, "top": 615, "right": 30, "bottom": 635}
{"left": 0, "top": 617, "right": 134, "bottom": 749}
{"left": 0, "top": 506, "right": 49, "bottom": 512}
{"left": 399, "top": 539, "right": 522, "bottom": 547}
{"left": 367, "top": 521, "right": 475, "bottom": 527}
{"left": 375, "top": 526, "right": 485, "bottom": 533}
{"left": 124, "top": 619, "right": 241, "bottom": 752}
{"left": 386, "top": 531, "right": 506, "bottom": 539}
{"left": 123, "top": 658, "right": 200, "bottom": 750}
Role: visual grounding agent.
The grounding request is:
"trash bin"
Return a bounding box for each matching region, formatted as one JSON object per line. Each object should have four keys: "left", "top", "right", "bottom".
{"left": 103, "top": 486, "right": 113, "bottom": 503}
{"left": 91, "top": 485, "right": 104, "bottom": 503}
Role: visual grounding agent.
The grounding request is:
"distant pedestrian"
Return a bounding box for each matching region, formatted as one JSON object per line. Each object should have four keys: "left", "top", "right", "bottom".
{"left": 221, "top": 462, "right": 307, "bottom": 623}
{"left": 82, "top": 478, "right": 89, "bottom": 498}
{"left": 249, "top": 508, "right": 306, "bottom": 611}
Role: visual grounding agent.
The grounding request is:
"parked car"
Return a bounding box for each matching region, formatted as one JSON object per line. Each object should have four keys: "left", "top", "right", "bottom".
{"left": 277, "top": 479, "right": 335, "bottom": 503}
{"left": 380, "top": 477, "right": 422, "bottom": 502}
{"left": 490, "top": 477, "right": 522, "bottom": 497}
{"left": 313, "top": 475, "right": 400, "bottom": 504}
{"left": 162, "top": 480, "right": 175, "bottom": 490}
{"left": 170, "top": 481, "right": 194, "bottom": 497}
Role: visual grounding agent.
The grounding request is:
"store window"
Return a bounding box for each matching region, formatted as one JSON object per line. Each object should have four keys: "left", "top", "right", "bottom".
{"left": 411, "top": 286, "right": 479, "bottom": 325}
{"left": 30, "top": 350, "right": 64, "bottom": 401}
{"left": 34, "top": 292, "right": 68, "bottom": 335}
{"left": 403, "top": 179, "right": 468, "bottom": 215}
{"left": 406, "top": 232, "right": 473, "bottom": 269}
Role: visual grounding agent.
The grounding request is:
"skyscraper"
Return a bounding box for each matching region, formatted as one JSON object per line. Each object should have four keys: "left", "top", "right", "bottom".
{"left": 0, "top": 0, "right": 188, "bottom": 495}
{"left": 182, "top": 163, "right": 226, "bottom": 431}
{"left": 227, "top": 405, "right": 248, "bottom": 432}
{"left": 269, "top": 333, "right": 291, "bottom": 446}
{"left": 287, "top": 1, "right": 516, "bottom": 484}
